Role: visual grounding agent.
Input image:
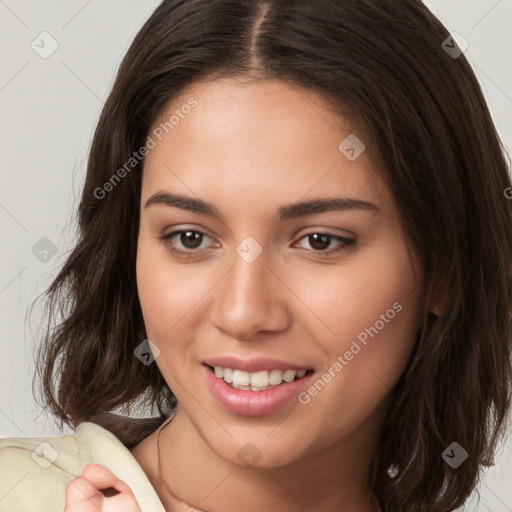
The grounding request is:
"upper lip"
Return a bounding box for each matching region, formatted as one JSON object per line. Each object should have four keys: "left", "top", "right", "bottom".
{"left": 203, "top": 356, "right": 312, "bottom": 373}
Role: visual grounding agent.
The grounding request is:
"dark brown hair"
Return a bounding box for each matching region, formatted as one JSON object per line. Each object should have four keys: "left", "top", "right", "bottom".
{"left": 35, "top": 1, "right": 512, "bottom": 510}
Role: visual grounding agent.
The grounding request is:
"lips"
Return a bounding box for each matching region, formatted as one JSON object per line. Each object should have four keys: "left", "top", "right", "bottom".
{"left": 202, "top": 357, "right": 314, "bottom": 416}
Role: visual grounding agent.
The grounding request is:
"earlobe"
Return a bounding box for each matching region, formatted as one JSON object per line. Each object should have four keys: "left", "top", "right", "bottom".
{"left": 428, "top": 280, "right": 450, "bottom": 318}
{"left": 429, "top": 306, "right": 442, "bottom": 317}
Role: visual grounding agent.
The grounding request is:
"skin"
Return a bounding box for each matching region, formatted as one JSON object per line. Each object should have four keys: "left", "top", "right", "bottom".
{"left": 130, "top": 76, "right": 427, "bottom": 512}
{"left": 65, "top": 464, "right": 141, "bottom": 511}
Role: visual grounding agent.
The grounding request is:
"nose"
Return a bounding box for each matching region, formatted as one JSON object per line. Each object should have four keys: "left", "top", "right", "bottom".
{"left": 211, "top": 244, "right": 290, "bottom": 341}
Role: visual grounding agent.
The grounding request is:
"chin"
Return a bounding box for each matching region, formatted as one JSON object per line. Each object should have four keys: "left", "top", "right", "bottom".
{"left": 203, "top": 430, "right": 313, "bottom": 470}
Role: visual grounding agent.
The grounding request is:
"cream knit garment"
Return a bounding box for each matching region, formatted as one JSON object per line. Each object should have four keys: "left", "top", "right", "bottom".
{"left": 0, "top": 422, "right": 166, "bottom": 511}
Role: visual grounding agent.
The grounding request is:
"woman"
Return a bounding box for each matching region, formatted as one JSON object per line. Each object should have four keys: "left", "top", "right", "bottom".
{"left": 1, "top": 0, "right": 511, "bottom": 511}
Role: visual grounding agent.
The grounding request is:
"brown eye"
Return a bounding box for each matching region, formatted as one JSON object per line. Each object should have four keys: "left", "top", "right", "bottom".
{"left": 178, "top": 230, "right": 203, "bottom": 249}
{"left": 296, "top": 232, "right": 355, "bottom": 255}
{"left": 308, "top": 233, "right": 331, "bottom": 250}
{"left": 160, "top": 229, "right": 218, "bottom": 257}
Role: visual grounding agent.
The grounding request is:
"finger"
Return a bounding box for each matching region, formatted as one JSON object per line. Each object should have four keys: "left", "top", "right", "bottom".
{"left": 99, "top": 487, "right": 120, "bottom": 498}
{"left": 81, "top": 465, "right": 142, "bottom": 512}
{"left": 101, "top": 492, "right": 143, "bottom": 512}
{"left": 81, "top": 464, "right": 135, "bottom": 497}
{"left": 65, "top": 476, "right": 103, "bottom": 511}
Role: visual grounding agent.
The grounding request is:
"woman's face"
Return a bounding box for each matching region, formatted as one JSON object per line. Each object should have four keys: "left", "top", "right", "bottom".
{"left": 137, "top": 77, "right": 424, "bottom": 468}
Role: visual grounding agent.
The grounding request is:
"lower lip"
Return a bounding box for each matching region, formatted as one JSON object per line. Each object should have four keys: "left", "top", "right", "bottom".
{"left": 203, "top": 365, "right": 312, "bottom": 417}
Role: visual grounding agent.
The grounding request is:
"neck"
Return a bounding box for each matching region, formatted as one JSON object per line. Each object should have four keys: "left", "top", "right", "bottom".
{"left": 132, "top": 408, "right": 382, "bottom": 512}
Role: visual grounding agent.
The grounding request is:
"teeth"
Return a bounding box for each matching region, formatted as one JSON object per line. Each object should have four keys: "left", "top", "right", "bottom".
{"left": 250, "top": 370, "right": 269, "bottom": 387}
{"left": 223, "top": 368, "right": 234, "bottom": 383}
{"left": 269, "top": 369, "right": 283, "bottom": 385}
{"left": 282, "top": 370, "right": 296, "bottom": 383}
{"left": 211, "top": 366, "right": 309, "bottom": 390}
{"left": 232, "top": 370, "right": 250, "bottom": 387}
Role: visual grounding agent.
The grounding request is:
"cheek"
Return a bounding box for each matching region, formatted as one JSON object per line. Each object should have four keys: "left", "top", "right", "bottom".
{"left": 293, "top": 237, "right": 421, "bottom": 387}
{"left": 293, "top": 238, "right": 420, "bottom": 338}
{"left": 136, "top": 232, "right": 210, "bottom": 343}
{"left": 300, "top": 243, "right": 421, "bottom": 416}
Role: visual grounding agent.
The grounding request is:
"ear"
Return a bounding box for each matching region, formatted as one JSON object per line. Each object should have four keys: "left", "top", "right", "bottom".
{"left": 429, "top": 305, "right": 442, "bottom": 317}
{"left": 427, "top": 277, "right": 451, "bottom": 318}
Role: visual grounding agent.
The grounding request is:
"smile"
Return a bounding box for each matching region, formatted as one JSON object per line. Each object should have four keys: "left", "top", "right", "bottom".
{"left": 203, "top": 359, "right": 314, "bottom": 416}
{"left": 209, "top": 366, "right": 308, "bottom": 391}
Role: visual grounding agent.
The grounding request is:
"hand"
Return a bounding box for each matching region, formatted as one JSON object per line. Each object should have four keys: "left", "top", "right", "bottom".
{"left": 65, "top": 463, "right": 141, "bottom": 512}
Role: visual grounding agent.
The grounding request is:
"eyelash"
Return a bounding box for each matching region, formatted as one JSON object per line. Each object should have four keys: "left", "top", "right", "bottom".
{"left": 158, "top": 229, "right": 355, "bottom": 258}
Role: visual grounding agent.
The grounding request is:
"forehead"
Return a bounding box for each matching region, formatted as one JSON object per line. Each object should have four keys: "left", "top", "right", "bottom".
{"left": 142, "top": 77, "right": 390, "bottom": 214}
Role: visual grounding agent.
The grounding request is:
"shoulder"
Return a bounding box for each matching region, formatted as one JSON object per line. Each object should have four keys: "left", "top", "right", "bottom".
{"left": 0, "top": 423, "right": 119, "bottom": 512}
{"left": 0, "top": 422, "right": 165, "bottom": 512}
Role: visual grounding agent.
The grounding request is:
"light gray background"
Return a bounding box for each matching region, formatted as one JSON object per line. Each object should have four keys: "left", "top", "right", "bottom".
{"left": 0, "top": 1, "right": 511, "bottom": 510}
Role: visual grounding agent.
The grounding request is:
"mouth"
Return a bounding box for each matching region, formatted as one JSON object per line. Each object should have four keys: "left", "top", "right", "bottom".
{"left": 205, "top": 364, "right": 313, "bottom": 391}
{"left": 202, "top": 361, "right": 315, "bottom": 416}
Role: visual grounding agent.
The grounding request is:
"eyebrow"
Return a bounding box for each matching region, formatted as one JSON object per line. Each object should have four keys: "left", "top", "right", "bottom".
{"left": 144, "top": 191, "right": 381, "bottom": 222}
